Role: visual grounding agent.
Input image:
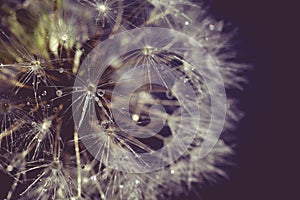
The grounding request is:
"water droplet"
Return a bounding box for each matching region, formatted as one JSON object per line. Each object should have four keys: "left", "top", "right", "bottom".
{"left": 61, "top": 34, "right": 68, "bottom": 41}
{"left": 132, "top": 114, "right": 139, "bottom": 122}
{"left": 166, "top": 90, "right": 174, "bottom": 99}
{"left": 183, "top": 78, "right": 189, "bottom": 83}
{"left": 90, "top": 175, "right": 97, "bottom": 181}
{"left": 42, "top": 91, "right": 47, "bottom": 96}
{"left": 101, "top": 120, "right": 109, "bottom": 129}
{"left": 56, "top": 90, "right": 62, "bottom": 97}
{"left": 209, "top": 24, "right": 215, "bottom": 31}
{"left": 41, "top": 105, "right": 45, "bottom": 111}
{"left": 58, "top": 68, "right": 64, "bottom": 73}
{"left": 7, "top": 165, "right": 13, "bottom": 172}
{"left": 97, "top": 89, "right": 105, "bottom": 97}
{"left": 53, "top": 107, "right": 58, "bottom": 112}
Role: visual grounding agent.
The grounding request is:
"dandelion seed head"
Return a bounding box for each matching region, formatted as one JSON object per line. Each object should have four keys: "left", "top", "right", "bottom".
{"left": 0, "top": 0, "right": 249, "bottom": 199}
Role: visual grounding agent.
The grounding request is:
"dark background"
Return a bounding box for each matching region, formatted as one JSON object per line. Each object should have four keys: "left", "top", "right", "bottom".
{"left": 195, "top": 0, "right": 294, "bottom": 200}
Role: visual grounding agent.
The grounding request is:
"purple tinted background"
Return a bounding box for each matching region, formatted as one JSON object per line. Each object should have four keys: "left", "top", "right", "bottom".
{"left": 189, "top": 0, "right": 291, "bottom": 200}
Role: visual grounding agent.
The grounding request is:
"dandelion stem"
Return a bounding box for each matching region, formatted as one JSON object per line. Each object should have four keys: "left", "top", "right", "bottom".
{"left": 74, "top": 131, "right": 82, "bottom": 198}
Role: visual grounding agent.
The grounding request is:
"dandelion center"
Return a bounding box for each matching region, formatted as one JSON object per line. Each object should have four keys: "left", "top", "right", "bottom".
{"left": 87, "top": 83, "right": 96, "bottom": 94}
{"left": 142, "top": 46, "right": 154, "bottom": 56}
{"left": 40, "top": 119, "right": 51, "bottom": 133}
{"left": 31, "top": 60, "right": 41, "bottom": 71}
{"left": 50, "top": 160, "right": 62, "bottom": 170}
{"left": 96, "top": 4, "right": 107, "bottom": 13}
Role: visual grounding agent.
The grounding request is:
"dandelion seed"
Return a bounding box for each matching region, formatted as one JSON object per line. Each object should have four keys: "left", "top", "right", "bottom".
{"left": 0, "top": 30, "right": 60, "bottom": 106}
{"left": 77, "top": 0, "right": 125, "bottom": 30}
{"left": 0, "top": 93, "right": 32, "bottom": 151}
{"left": 19, "top": 158, "right": 75, "bottom": 200}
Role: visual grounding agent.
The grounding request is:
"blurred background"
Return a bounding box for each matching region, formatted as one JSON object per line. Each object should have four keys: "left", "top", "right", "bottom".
{"left": 197, "top": 0, "right": 291, "bottom": 200}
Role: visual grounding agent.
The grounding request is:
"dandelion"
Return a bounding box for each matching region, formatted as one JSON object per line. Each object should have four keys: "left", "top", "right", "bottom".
{"left": 0, "top": 0, "right": 249, "bottom": 199}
